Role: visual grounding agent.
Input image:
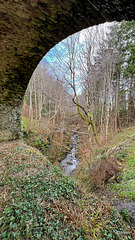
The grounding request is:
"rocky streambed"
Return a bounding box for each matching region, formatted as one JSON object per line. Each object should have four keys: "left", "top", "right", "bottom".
{"left": 60, "top": 133, "right": 79, "bottom": 175}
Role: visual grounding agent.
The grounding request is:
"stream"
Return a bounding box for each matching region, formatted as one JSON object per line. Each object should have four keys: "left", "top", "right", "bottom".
{"left": 60, "top": 133, "right": 79, "bottom": 175}
{"left": 60, "top": 134, "right": 135, "bottom": 227}
{"left": 60, "top": 133, "right": 135, "bottom": 227}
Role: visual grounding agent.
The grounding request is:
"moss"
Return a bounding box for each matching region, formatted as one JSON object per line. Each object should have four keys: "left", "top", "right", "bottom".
{"left": 109, "top": 141, "right": 135, "bottom": 200}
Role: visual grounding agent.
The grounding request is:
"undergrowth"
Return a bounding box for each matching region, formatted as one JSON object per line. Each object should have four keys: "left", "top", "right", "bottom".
{"left": 21, "top": 117, "right": 70, "bottom": 163}
{"left": 0, "top": 142, "right": 132, "bottom": 239}
{"left": 78, "top": 127, "right": 135, "bottom": 200}
{"left": 110, "top": 141, "right": 135, "bottom": 200}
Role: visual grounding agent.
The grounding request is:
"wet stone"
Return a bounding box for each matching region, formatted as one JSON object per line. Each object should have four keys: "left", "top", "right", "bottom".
{"left": 66, "top": 161, "right": 74, "bottom": 165}
{"left": 60, "top": 134, "right": 79, "bottom": 176}
{"left": 116, "top": 201, "right": 135, "bottom": 225}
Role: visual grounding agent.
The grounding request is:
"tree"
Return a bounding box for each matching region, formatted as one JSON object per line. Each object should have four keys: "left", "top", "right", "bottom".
{"left": 119, "top": 21, "right": 135, "bottom": 123}
{"left": 50, "top": 31, "right": 100, "bottom": 143}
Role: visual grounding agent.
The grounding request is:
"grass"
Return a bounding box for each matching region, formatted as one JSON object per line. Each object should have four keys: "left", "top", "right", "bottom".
{"left": 77, "top": 126, "right": 135, "bottom": 201}
{"left": 109, "top": 126, "right": 135, "bottom": 146}
{"left": 110, "top": 140, "right": 135, "bottom": 200}
{"left": 0, "top": 141, "right": 133, "bottom": 239}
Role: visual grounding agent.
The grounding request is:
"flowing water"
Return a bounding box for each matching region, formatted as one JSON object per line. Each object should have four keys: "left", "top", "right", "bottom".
{"left": 60, "top": 133, "right": 135, "bottom": 227}
{"left": 60, "top": 134, "right": 79, "bottom": 175}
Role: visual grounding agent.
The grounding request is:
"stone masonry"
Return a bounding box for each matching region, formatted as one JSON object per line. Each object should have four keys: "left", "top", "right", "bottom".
{"left": 0, "top": 0, "right": 135, "bottom": 141}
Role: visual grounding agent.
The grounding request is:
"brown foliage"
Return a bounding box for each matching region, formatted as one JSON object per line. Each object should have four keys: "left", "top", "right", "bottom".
{"left": 88, "top": 155, "right": 119, "bottom": 189}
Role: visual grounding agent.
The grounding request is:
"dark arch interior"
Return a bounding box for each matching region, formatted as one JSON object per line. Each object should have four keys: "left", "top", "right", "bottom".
{"left": 0, "top": 0, "right": 135, "bottom": 141}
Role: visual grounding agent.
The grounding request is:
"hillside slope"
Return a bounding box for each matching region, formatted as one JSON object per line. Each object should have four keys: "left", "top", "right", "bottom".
{"left": 0, "top": 141, "right": 133, "bottom": 239}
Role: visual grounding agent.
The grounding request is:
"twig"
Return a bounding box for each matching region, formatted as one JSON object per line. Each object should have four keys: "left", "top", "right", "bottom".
{"left": 107, "top": 134, "right": 135, "bottom": 155}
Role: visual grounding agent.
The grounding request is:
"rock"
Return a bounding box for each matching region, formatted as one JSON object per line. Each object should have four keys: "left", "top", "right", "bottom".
{"left": 67, "top": 161, "right": 73, "bottom": 165}
{"left": 116, "top": 201, "right": 135, "bottom": 225}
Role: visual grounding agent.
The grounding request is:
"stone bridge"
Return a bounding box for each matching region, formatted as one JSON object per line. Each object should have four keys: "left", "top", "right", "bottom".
{"left": 0, "top": 0, "right": 135, "bottom": 141}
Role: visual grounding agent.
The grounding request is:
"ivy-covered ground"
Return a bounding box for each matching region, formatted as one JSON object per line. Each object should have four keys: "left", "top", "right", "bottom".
{"left": 0, "top": 141, "right": 133, "bottom": 239}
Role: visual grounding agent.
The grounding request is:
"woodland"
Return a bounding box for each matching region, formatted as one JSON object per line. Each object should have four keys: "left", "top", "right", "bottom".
{"left": 0, "top": 21, "right": 135, "bottom": 239}
{"left": 23, "top": 21, "right": 135, "bottom": 141}
{"left": 23, "top": 21, "right": 135, "bottom": 146}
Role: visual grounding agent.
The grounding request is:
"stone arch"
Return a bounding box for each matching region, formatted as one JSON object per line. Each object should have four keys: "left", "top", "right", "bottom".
{"left": 0, "top": 0, "right": 135, "bottom": 141}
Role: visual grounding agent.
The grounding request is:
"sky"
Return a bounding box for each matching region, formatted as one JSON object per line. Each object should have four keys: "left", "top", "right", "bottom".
{"left": 36, "top": 22, "right": 114, "bottom": 95}
{"left": 43, "top": 21, "right": 113, "bottom": 64}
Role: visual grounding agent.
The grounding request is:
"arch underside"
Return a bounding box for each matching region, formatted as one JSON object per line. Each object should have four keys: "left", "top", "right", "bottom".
{"left": 0, "top": 0, "right": 135, "bottom": 141}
